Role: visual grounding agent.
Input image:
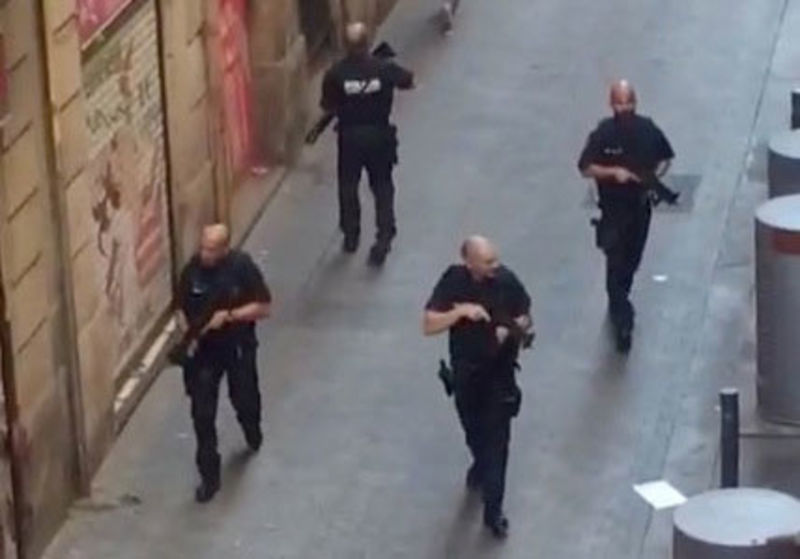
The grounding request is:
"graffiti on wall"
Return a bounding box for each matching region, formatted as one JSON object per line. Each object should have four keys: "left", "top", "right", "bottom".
{"left": 76, "top": 0, "right": 136, "bottom": 46}
{"left": 82, "top": 0, "right": 171, "bottom": 367}
{"left": 217, "top": 0, "right": 255, "bottom": 178}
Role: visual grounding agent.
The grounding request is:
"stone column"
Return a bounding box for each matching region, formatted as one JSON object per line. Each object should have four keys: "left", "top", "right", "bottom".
{"left": 249, "top": 0, "right": 309, "bottom": 167}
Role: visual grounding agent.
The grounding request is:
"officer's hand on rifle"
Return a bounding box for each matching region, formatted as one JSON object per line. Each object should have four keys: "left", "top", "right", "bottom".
{"left": 496, "top": 326, "right": 510, "bottom": 344}
{"left": 455, "top": 303, "right": 491, "bottom": 322}
{"left": 613, "top": 167, "right": 640, "bottom": 184}
{"left": 202, "top": 309, "right": 231, "bottom": 334}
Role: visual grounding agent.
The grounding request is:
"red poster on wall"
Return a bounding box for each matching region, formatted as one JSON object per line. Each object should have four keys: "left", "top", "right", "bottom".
{"left": 217, "top": 0, "right": 255, "bottom": 178}
{"left": 76, "top": 0, "right": 135, "bottom": 46}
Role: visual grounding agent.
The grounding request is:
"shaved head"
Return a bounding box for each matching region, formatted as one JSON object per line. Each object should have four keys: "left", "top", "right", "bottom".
{"left": 461, "top": 235, "right": 500, "bottom": 280}
{"left": 200, "top": 223, "right": 230, "bottom": 267}
{"left": 345, "top": 22, "right": 369, "bottom": 56}
{"left": 609, "top": 79, "right": 637, "bottom": 118}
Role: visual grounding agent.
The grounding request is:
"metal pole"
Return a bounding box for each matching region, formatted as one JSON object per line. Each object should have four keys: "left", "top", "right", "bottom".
{"left": 720, "top": 388, "right": 740, "bottom": 489}
{"left": 792, "top": 89, "right": 800, "bottom": 130}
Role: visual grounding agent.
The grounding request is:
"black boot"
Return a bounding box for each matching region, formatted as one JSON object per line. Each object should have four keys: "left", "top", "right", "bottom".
{"left": 342, "top": 235, "right": 359, "bottom": 254}
{"left": 367, "top": 242, "right": 390, "bottom": 266}
{"left": 615, "top": 324, "right": 632, "bottom": 353}
{"left": 245, "top": 427, "right": 263, "bottom": 452}
{"left": 484, "top": 514, "right": 510, "bottom": 539}
{"left": 195, "top": 478, "right": 220, "bottom": 503}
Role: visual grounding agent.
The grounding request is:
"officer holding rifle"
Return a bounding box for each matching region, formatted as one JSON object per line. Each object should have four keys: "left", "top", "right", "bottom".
{"left": 578, "top": 80, "right": 677, "bottom": 353}
{"left": 423, "top": 236, "right": 534, "bottom": 539}
{"left": 317, "top": 21, "right": 415, "bottom": 266}
{"left": 174, "top": 224, "right": 271, "bottom": 503}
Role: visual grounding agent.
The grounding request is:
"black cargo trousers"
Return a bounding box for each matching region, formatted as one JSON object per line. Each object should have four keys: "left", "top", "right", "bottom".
{"left": 597, "top": 198, "right": 652, "bottom": 332}
{"left": 337, "top": 124, "right": 398, "bottom": 247}
{"left": 184, "top": 341, "right": 262, "bottom": 485}
{"left": 453, "top": 358, "right": 521, "bottom": 523}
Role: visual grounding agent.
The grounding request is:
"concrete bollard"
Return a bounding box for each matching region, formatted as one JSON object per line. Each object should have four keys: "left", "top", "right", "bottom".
{"left": 755, "top": 195, "right": 800, "bottom": 424}
{"left": 673, "top": 488, "right": 800, "bottom": 558}
{"left": 767, "top": 130, "right": 800, "bottom": 197}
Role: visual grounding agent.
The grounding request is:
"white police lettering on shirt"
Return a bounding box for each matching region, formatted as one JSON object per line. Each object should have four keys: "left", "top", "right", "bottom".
{"left": 343, "top": 78, "right": 383, "bottom": 95}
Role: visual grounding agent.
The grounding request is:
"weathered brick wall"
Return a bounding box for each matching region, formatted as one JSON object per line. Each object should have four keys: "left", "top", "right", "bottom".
{"left": 0, "top": 1, "right": 79, "bottom": 556}
{"left": 41, "top": 1, "right": 113, "bottom": 479}
{"left": 41, "top": 0, "right": 178, "bottom": 486}
{"left": 159, "top": 0, "right": 216, "bottom": 267}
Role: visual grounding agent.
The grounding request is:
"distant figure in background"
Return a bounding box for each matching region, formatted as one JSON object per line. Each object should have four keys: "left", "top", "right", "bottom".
{"left": 440, "top": 0, "right": 461, "bottom": 34}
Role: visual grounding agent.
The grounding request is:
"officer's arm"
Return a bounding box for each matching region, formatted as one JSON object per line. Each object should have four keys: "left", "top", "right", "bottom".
{"left": 652, "top": 122, "right": 675, "bottom": 178}
{"left": 510, "top": 274, "right": 533, "bottom": 333}
{"left": 423, "top": 308, "right": 464, "bottom": 336}
{"left": 578, "top": 130, "right": 636, "bottom": 183}
{"left": 229, "top": 301, "right": 270, "bottom": 322}
{"left": 228, "top": 255, "right": 272, "bottom": 323}
{"left": 578, "top": 133, "right": 613, "bottom": 179}
{"left": 387, "top": 62, "right": 415, "bottom": 90}
{"left": 174, "top": 267, "right": 190, "bottom": 331}
{"left": 581, "top": 164, "right": 621, "bottom": 181}
{"left": 320, "top": 69, "right": 340, "bottom": 112}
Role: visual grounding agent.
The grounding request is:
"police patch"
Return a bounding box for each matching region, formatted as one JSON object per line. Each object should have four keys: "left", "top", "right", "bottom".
{"left": 344, "top": 79, "right": 382, "bottom": 95}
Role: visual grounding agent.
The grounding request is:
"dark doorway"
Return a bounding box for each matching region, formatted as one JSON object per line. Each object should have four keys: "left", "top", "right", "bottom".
{"left": 298, "top": 0, "right": 334, "bottom": 61}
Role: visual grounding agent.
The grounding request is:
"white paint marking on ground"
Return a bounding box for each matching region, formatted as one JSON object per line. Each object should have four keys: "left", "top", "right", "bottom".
{"left": 633, "top": 480, "right": 687, "bottom": 510}
{"left": 652, "top": 274, "right": 669, "bottom": 283}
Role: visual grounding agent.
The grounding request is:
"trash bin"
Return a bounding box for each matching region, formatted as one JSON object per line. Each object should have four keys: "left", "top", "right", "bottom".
{"left": 768, "top": 130, "right": 800, "bottom": 197}
{"left": 673, "top": 488, "right": 800, "bottom": 558}
{"left": 756, "top": 195, "right": 800, "bottom": 424}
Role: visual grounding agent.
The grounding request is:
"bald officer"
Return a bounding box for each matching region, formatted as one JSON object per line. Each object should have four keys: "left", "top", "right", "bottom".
{"left": 321, "top": 22, "right": 414, "bottom": 266}
{"left": 578, "top": 80, "right": 675, "bottom": 352}
{"left": 177, "top": 224, "right": 272, "bottom": 502}
{"left": 423, "top": 236, "right": 534, "bottom": 538}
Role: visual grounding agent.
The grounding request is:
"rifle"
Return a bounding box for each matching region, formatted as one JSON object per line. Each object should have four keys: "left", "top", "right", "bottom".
{"left": 305, "top": 41, "right": 398, "bottom": 145}
{"left": 167, "top": 294, "right": 227, "bottom": 368}
{"left": 494, "top": 314, "right": 535, "bottom": 350}
{"left": 641, "top": 172, "right": 679, "bottom": 207}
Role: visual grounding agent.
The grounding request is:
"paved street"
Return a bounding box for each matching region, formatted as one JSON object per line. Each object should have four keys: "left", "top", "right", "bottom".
{"left": 44, "top": 0, "right": 800, "bottom": 557}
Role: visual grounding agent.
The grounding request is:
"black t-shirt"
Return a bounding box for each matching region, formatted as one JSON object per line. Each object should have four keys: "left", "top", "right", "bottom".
{"left": 425, "top": 265, "right": 531, "bottom": 364}
{"left": 177, "top": 250, "right": 271, "bottom": 348}
{"left": 577, "top": 114, "right": 674, "bottom": 206}
{"left": 321, "top": 54, "right": 414, "bottom": 128}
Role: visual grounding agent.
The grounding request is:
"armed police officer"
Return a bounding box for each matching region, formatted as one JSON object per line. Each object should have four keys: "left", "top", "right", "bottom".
{"left": 578, "top": 80, "right": 675, "bottom": 353}
{"left": 320, "top": 22, "right": 414, "bottom": 266}
{"left": 176, "top": 224, "right": 272, "bottom": 503}
{"left": 423, "top": 236, "right": 533, "bottom": 538}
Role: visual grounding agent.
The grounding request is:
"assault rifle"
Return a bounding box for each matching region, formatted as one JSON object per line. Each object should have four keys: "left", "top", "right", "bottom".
{"left": 167, "top": 294, "right": 228, "bottom": 368}
{"left": 494, "top": 314, "right": 535, "bottom": 350}
{"left": 305, "top": 41, "right": 397, "bottom": 145}
{"left": 435, "top": 315, "right": 533, "bottom": 398}
{"left": 642, "top": 172, "right": 680, "bottom": 207}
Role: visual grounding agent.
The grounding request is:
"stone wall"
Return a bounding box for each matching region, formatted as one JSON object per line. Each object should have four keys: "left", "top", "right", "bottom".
{"left": 159, "top": 0, "right": 216, "bottom": 267}
{"left": 0, "top": 0, "right": 402, "bottom": 556}
{"left": 0, "top": 1, "right": 80, "bottom": 556}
